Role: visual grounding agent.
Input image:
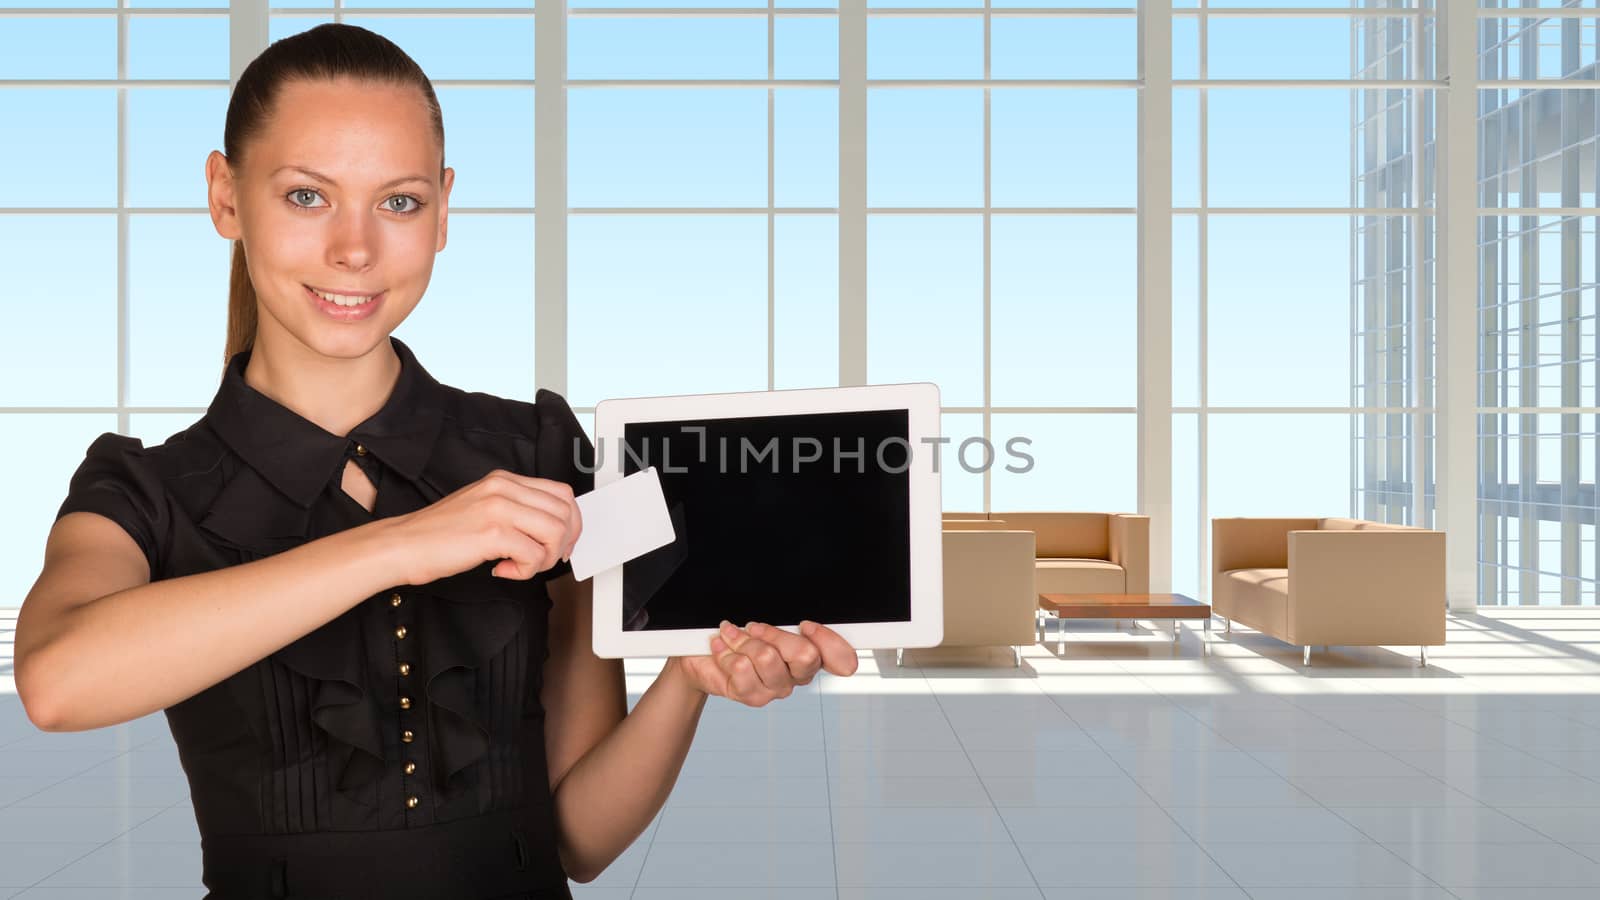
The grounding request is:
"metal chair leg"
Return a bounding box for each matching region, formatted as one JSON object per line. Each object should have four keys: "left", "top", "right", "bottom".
{"left": 1303, "top": 645, "right": 1312, "bottom": 666}
{"left": 1225, "top": 617, "right": 1232, "bottom": 636}
{"left": 895, "top": 648, "right": 903, "bottom": 668}
{"left": 1013, "top": 645, "right": 1021, "bottom": 668}
{"left": 1420, "top": 645, "right": 1427, "bottom": 667}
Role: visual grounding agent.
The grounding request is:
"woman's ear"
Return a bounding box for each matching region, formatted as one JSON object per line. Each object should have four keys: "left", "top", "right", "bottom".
{"left": 436, "top": 166, "right": 454, "bottom": 253}
{"left": 205, "top": 150, "right": 242, "bottom": 241}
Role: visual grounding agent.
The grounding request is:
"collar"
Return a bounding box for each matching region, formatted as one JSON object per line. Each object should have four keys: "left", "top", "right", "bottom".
{"left": 203, "top": 335, "right": 447, "bottom": 508}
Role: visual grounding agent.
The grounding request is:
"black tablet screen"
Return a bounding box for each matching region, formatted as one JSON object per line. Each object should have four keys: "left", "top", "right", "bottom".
{"left": 617, "top": 409, "right": 913, "bottom": 631}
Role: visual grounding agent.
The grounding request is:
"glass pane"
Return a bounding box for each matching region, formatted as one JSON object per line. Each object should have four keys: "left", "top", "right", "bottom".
{"left": 436, "top": 87, "right": 535, "bottom": 208}
{"left": 776, "top": 15, "right": 838, "bottom": 81}
{"left": 0, "top": 0, "right": 114, "bottom": 6}
{"left": 344, "top": 16, "right": 535, "bottom": 80}
{"left": 868, "top": 18, "right": 982, "bottom": 81}
{"left": 393, "top": 215, "right": 536, "bottom": 399}
{"left": 1208, "top": 89, "right": 1354, "bottom": 208}
{"left": 128, "top": 88, "right": 228, "bottom": 208}
{"left": 0, "top": 18, "right": 115, "bottom": 79}
{"left": 569, "top": 89, "right": 766, "bottom": 207}
{"left": 569, "top": 215, "right": 767, "bottom": 406}
{"left": 940, "top": 413, "right": 983, "bottom": 512}
{"left": 344, "top": 0, "right": 531, "bottom": 6}
{"left": 990, "top": 413, "right": 1138, "bottom": 513}
{"left": 1174, "top": 15, "right": 1199, "bottom": 80}
{"left": 1479, "top": 89, "right": 1599, "bottom": 209}
{"left": 1173, "top": 89, "right": 1200, "bottom": 207}
{"left": 867, "top": 215, "right": 982, "bottom": 408}
{"left": 1212, "top": 0, "right": 1421, "bottom": 6}
{"left": 992, "top": 16, "right": 1136, "bottom": 80}
{"left": 992, "top": 89, "right": 1136, "bottom": 208}
{"left": 1208, "top": 216, "right": 1352, "bottom": 407}
{"left": 1480, "top": 15, "right": 1600, "bottom": 80}
{"left": 1173, "top": 215, "right": 1200, "bottom": 408}
{"left": 128, "top": 15, "right": 229, "bottom": 81}
{"left": 774, "top": 215, "right": 839, "bottom": 391}
{"left": 1173, "top": 413, "right": 1200, "bottom": 600}
{"left": 128, "top": 215, "right": 230, "bottom": 406}
{"left": 776, "top": 89, "right": 838, "bottom": 208}
{"left": 991, "top": 215, "right": 1136, "bottom": 407}
{"left": 0, "top": 89, "right": 116, "bottom": 207}
{"left": 0, "top": 216, "right": 117, "bottom": 406}
{"left": 1209, "top": 17, "right": 1414, "bottom": 81}
{"left": 570, "top": 17, "right": 765, "bottom": 80}
{"left": 1208, "top": 414, "right": 1354, "bottom": 519}
{"left": 1478, "top": 412, "right": 1599, "bottom": 606}
{"left": 0, "top": 414, "right": 120, "bottom": 608}
{"left": 868, "top": 88, "right": 983, "bottom": 208}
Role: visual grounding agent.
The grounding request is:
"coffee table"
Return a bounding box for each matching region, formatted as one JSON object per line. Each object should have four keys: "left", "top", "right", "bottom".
{"left": 1037, "top": 593, "right": 1213, "bottom": 651}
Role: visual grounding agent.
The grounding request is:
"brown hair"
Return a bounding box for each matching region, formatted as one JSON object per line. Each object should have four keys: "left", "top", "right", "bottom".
{"left": 221, "top": 23, "right": 446, "bottom": 368}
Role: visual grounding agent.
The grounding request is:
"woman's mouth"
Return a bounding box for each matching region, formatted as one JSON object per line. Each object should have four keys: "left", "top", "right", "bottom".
{"left": 305, "top": 284, "right": 385, "bottom": 321}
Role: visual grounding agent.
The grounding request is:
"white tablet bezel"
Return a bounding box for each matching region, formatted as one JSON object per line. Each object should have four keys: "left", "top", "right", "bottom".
{"left": 588, "top": 382, "right": 944, "bottom": 659}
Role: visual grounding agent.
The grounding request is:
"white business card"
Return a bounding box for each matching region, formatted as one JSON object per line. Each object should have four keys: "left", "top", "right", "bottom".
{"left": 568, "top": 466, "right": 677, "bottom": 582}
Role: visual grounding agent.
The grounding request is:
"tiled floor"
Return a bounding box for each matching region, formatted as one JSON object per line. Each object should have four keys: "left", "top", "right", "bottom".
{"left": 3, "top": 608, "right": 1600, "bottom": 899}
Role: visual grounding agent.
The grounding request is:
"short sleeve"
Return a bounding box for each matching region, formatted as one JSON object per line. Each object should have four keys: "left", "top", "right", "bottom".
{"left": 55, "top": 432, "right": 168, "bottom": 577}
{"left": 532, "top": 388, "right": 596, "bottom": 582}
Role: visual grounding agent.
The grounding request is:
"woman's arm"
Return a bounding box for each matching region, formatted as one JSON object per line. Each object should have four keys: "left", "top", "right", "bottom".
{"left": 22, "top": 514, "right": 414, "bottom": 733}
{"left": 541, "top": 572, "right": 708, "bottom": 884}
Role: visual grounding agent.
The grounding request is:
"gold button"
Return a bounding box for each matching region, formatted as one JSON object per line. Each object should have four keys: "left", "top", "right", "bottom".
{"left": 355, "top": 443, "right": 368, "bottom": 456}
{"left": 404, "top": 761, "right": 416, "bottom": 775}
{"left": 390, "top": 593, "right": 403, "bottom": 607}
{"left": 398, "top": 662, "right": 410, "bottom": 676}
{"left": 406, "top": 795, "right": 418, "bottom": 809}
{"left": 402, "top": 729, "right": 414, "bottom": 743}
{"left": 395, "top": 625, "right": 407, "bottom": 640}
{"left": 399, "top": 696, "right": 411, "bottom": 710}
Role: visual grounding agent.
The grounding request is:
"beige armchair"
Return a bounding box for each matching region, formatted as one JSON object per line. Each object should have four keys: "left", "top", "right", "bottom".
{"left": 943, "top": 512, "right": 1151, "bottom": 595}
{"left": 1212, "top": 517, "right": 1446, "bottom": 665}
{"left": 899, "top": 527, "right": 1037, "bottom": 668}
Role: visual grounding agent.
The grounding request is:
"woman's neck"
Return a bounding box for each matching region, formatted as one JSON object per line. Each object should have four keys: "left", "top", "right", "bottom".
{"left": 242, "top": 334, "right": 402, "bottom": 438}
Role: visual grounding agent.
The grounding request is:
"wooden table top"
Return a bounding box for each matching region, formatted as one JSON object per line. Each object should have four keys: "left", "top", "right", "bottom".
{"left": 1038, "top": 592, "right": 1211, "bottom": 618}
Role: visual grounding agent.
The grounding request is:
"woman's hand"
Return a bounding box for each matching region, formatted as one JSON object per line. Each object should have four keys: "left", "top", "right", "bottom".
{"left": 387, "top": 469, "right": 582, "bottom": 586}
{"left": 674, "top": 620, "right": 859, "bottom": 705}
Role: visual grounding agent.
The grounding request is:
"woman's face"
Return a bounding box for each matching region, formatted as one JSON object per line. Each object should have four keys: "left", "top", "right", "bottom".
{"left": 205, "top": 76, "right": 454, "bottom": 360}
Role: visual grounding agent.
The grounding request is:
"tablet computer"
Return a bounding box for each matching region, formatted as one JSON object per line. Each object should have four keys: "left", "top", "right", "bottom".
{"left": 588, "top": 382, "right": 944, "bottom": 659}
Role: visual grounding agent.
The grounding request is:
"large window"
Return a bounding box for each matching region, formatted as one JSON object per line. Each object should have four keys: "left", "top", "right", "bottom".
{"left": 1476, "top": 1, "right": 1600, "bottom": 605}
{"left": 4, "top": 1, "right": 1599, "bottom": 609}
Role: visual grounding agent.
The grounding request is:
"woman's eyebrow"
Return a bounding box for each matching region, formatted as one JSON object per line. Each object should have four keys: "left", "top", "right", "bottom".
{"left": 271, "top": 165, "right": 430, "bottom": 191}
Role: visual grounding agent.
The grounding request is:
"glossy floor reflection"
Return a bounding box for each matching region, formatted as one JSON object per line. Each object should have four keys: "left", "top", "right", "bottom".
{"left": 2, "top": 609, "right": 1599, "bottom": 899}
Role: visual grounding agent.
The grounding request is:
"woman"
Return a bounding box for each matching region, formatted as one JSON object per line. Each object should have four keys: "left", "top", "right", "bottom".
{"left": 14, "top": 23, "right": 858, "bottom": 900}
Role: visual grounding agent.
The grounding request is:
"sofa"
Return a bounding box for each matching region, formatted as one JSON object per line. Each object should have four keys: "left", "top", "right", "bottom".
{"left": 943, "top": 512, "right": 1151, "bottom": 595}
{"left": 1212, "top": 517, "right": 1446, "bottom": 665}
{"left": 897, "top": 527, "right": 1037, "bottom": 668}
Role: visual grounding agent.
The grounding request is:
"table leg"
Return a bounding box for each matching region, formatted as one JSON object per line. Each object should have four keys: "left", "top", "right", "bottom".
{"left": 1172, "top": 621, "right": 1180, "bottom": 644}
{"left": 1057, "top": 614, "right": 1064, "bottom": 654}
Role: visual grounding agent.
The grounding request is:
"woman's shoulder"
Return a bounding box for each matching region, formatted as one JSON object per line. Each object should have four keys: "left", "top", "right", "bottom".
{"left": 70, "top": 418, "right": 226, "bottom": 486}
{"left": 434, "top": 383, "right": 581, "bottom": 444}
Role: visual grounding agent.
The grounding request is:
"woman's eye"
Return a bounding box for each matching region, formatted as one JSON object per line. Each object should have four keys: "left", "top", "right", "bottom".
{"left": 387, "top": 195, "right": 421, "bottom": 213}
{"left": 288, "top": 188, "right": 323, "bottom": 208}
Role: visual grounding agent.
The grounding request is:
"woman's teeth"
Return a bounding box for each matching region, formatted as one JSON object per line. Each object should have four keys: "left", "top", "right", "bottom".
{"left": 310, "top": 287, "right": 378, "bottom": 307}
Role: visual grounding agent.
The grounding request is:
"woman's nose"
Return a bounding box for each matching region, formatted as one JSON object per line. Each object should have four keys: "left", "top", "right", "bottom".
{"left": 326, "top": 208, "right": 376, "bottom": 270}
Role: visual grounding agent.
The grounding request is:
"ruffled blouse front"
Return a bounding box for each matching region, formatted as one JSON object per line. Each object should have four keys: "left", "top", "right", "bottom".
{"left": 51, "top": 336, "right": 595, "bottom": 894}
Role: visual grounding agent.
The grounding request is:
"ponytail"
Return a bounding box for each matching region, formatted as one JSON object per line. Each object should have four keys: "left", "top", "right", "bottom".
{"left": 223, "top": 239, "right": 258, "bottom": 371}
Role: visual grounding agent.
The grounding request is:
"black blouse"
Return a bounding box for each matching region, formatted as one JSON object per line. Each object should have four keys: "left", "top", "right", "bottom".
{"left": 52, "top": 336, "right": 596, "bottom": 900}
